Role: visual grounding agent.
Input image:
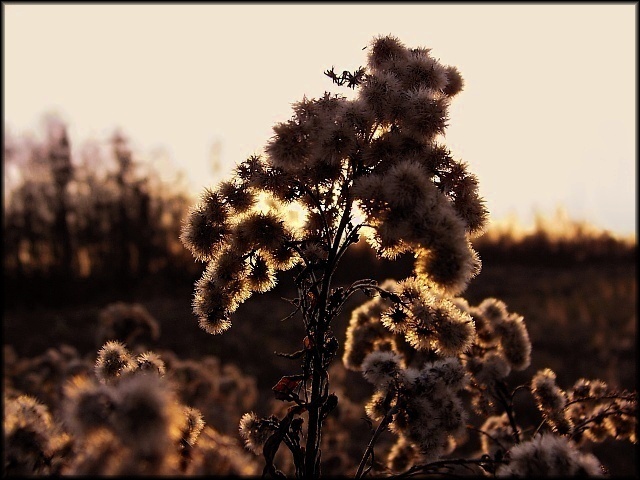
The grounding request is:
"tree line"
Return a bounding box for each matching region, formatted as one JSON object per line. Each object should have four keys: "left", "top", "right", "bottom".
{"left": 3, "top": 115, "right": 198, "bottom": 303}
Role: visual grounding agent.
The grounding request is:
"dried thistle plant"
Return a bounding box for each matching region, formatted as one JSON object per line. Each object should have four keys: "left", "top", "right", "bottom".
{"left": 180, "top": 34, "right": 636, "bottom": 478}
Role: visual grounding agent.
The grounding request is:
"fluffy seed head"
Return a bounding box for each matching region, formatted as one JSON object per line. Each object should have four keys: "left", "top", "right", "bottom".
{"left": 403, "top": 306, "right": 435, "bottom": 352}
{"left": 495, "top": 434, "right": 604, "bottom": 477}
{"left": 531, "top": 368, "right": 572, "bottom": 434}
{"left": 62, "top": 375, "right": 115, "bottom": 437}
{"left": 4, "top": 394, "right": 53, "bottom": 436}
{"left": 247, "top": 254, "right": 277, "bottom": 293}
{"left": 398, "top": 50, "right": 449, "bottom": 92}
{"left": 443, "top": 65, "right": 464, "bottom": 97}
{"left": 180, "top": 203, "right": 230, "bottom": 262}
{"left": 365, "top": 390, "right": 390, "bottom": 422}
{"left": 415, "top": 239, "right": 481, "bottom": 296}
{"left": 3, "top": 395, "right": 60, "bottom": 475}
{"left": 234, "top": 212, "right": 289, "bottom": 254}
{"left": 372, "top": 216, "right": 412, "bottom": 260}
{"left": 387, "top": 436, "right": 419, "bottom": 472}
{"left": 432, "top": 300, "right": 475, "bottom": 356}
{"left": 360, "top": 71, "right": 403, "bottom": 121}
{"left": 264, "top": 242, "right": 299, "bottom": 271}
{"left": 218, "top": 180, "right": 256, "bottom": 213}
{"left": 382, "top": 159, "right": 431, "bottom": 209}
{"left": 496, "top": 313, "right": 532, "bottom": 371}
{"left": 603, "top": 402, "right": 636, "bottom": 442}
{"left": 239, "top": 412, "right": 275, "bottom": 455}
{"left": 196, "top": 311, "right": 232, "bottom": 336}
{"left": 450, "top": 171, "right": 488, "bottom": 235}
{"left": 425, "top": 358, "right": 468, "bottom": 390}
{"left": 368, "top": 35, "right": 408, "bottom": 71}
{"left": 478, "top": 298, "right": 509, "bottom": 326}
{"left": 361, "top": 350, "right": 404, "bottom": 388}
{"left": 353, "top": 174, "right": 387, "bottom": 219}
{"left": 343, "top": 300, "right": 392, "bottom": 370}
{"left": 265, "top": 120, "right": 310, "bottom": 172}
{"left": 110, "top": 373, "right": 183, "bottom": 456}
{"left": 480, "top": 413, "right": 515, "bottom": 458}
{"left": 531, "top": 368, "right": 566, "bottom": 412}
{"left": 473, "top": 351, "right": 512, "bottom": 387}
{"left": 402, "top": 88, "right": 449, "bottom": 138}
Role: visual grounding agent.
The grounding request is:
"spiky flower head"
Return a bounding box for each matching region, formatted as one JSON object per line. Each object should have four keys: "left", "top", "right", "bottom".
{"left": 180, "top": 406, "right": 205, "bottom": 447}
{"left": 135, "top": 351, "right": 166, "bottom": 377}
{"left": 246, "top": 253, "right": 277, "bottom": 293}
{"left": 95, "top": 341, "right": 136, "bottom": 383}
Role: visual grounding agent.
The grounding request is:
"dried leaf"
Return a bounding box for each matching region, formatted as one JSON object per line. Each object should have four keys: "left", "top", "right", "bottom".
{"left": 272, "top": 375, "right": 303, "bottom": 401}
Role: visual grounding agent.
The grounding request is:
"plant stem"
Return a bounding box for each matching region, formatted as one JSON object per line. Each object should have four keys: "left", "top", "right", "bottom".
{"left": 303, "top": 186, "right": 354, "bottom": 478}
{"left": 303, "top": 328, "right": 325, "bottom": 478}
{"left": 355, "top": 390, "right": 396, "bottom": 479}
{"left": 496, "top": 381, "right": 520, "bottom": 444}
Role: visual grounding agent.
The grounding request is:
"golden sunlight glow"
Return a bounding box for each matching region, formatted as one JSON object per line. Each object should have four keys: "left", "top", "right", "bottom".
{"left": 483, "top": 206, "right": 637, "bottom": 243}
{"left": 351, "top": 203, "right": 367, "bottom": 229}
{"left": 255, "top": 192, "right": 308, "bottom": 234}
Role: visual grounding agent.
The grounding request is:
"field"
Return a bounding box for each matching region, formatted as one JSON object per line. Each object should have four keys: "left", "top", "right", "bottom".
{"left": 4, "top": 238, "right": 637, "bottom": 476}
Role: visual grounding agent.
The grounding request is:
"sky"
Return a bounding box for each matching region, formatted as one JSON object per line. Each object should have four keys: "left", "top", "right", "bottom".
{"left": 3, "top": 3, "right": 637, "bottom": 237}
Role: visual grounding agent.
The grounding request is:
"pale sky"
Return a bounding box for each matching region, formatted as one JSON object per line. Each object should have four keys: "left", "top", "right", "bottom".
{"left": 3, "top": 3, "right": 637, "bottom": 237}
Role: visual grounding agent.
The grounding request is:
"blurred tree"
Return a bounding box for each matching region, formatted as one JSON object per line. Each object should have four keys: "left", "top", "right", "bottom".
{"left": 3, "top": 116, "right": 196, "bottom": 302}
{"left": 44, "top": 115, "right": 74, "bottom": 277}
